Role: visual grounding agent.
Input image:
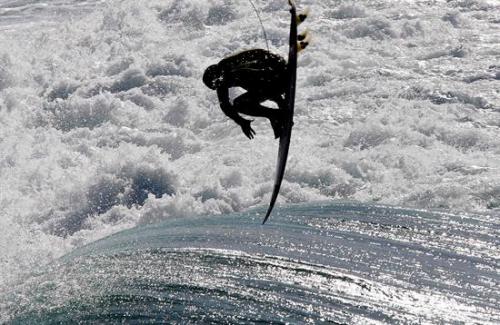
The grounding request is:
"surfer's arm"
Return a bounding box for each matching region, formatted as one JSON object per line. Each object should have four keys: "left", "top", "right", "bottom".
{"left": 217, "top": 87, "right": 245, "bottom": 124}
{"left": 217, "top": 87, "right": 255, "bottom": 139}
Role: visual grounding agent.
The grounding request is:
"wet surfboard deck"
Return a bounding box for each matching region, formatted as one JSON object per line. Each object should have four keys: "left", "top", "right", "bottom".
{"left": 262, "top": 0, "right": 300, "bottom": 224}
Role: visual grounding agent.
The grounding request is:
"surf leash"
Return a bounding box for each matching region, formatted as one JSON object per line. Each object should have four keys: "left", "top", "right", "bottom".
{"left": 246, "top": 0, "right": 270, "bottom": 52}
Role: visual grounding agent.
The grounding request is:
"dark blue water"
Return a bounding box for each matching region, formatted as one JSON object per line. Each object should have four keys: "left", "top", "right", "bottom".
{"left": 4, "top": 202, "right": 498, "bottom": 324}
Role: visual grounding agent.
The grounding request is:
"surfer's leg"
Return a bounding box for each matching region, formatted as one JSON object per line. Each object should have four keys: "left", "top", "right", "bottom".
{"left": 268, "top": 94, "right": 287, "bottom": 138}
{"left": 233, "top": 92, "right": 281, "bottom": 120}
{"left": 233, "top": 92, "right": 284, "bottom": 138}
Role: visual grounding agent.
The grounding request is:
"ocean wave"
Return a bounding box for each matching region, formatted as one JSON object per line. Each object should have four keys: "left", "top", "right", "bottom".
{"left": 0, "top": 0, "right": 499, "bottom": 311}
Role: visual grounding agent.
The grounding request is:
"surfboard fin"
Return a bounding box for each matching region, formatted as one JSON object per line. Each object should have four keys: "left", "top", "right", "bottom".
{"left": 297, "top": 8, "right": 310, "bottom": 25}
{"left": 297, "top": 29, "right": 311, "bottom": 52}
{"left": 298, "top": 29, "right": 309, "bottom": 41}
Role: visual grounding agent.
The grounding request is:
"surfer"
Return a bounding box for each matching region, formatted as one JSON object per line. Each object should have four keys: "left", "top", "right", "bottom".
{"left": 203, "top": 0, "right": 309, "bottom": 224}
{"left": 203, "top": 49, "right": 288, "bottom": 139}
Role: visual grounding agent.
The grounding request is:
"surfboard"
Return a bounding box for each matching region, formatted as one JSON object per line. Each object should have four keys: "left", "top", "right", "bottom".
{"left": 262, "top": 0, "right": 305, "bottom": 224}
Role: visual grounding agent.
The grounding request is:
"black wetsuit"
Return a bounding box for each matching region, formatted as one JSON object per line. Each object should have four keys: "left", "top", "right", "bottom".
{"left": 205, "top": 49, "right": 288, "bottom": 139}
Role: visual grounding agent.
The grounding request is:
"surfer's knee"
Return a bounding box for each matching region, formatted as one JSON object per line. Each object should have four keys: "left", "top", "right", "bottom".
{"left": 233, "top": 95, "right": 246, "bottom": 107}
{"left": 233, "top": 94, "right": 257, "bottom": 110}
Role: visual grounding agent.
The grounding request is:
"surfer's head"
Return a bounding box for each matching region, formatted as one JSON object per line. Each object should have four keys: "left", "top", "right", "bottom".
{"left": 203, "top": 64, "right": 223, "bottom": 90}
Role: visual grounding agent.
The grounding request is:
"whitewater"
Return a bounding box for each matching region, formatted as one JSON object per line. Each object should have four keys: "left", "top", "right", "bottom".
{"left": 0, "top": 0, "right": 499, "bottom": 322}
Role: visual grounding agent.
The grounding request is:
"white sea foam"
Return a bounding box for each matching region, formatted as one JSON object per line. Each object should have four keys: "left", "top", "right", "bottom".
{"left": 0, "top": 0, "right": 499, "bottom": 291}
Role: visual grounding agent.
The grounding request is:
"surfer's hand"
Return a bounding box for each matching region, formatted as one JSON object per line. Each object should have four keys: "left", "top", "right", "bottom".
{"left": 240, "top": 119, "right": 256, "bottom": 139}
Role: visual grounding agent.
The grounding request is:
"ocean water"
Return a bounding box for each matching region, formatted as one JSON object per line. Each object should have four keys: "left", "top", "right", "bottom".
{"left": 4, "top": 202, "right": 500, "bottom": 323}
{"left": 0, "top": 0, "right": 499, "bottom": 322}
